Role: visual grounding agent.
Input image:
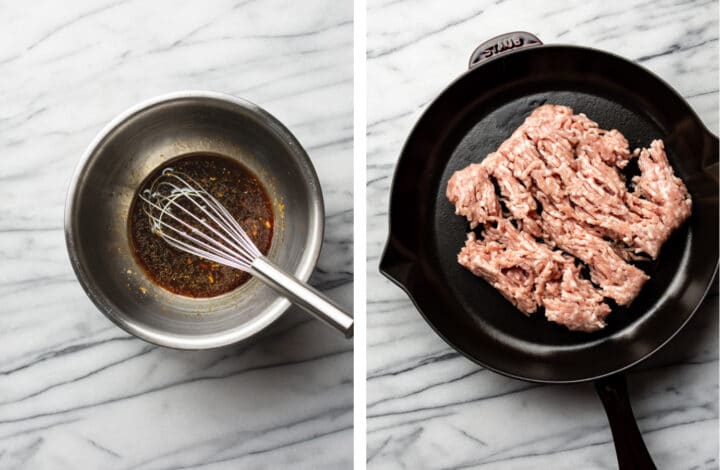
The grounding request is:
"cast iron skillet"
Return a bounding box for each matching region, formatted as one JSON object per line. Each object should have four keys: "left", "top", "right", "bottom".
{"left": 380, "top": 32, "right": 718, "bottom": 469}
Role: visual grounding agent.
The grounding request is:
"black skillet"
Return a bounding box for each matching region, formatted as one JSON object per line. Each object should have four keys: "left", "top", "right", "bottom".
{"left": 379, "top": 32, "right": 719, "bottom": 469}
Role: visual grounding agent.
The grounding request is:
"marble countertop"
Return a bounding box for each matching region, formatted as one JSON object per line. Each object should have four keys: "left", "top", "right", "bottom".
{"left": 0, "top": 0, "right": 352, "bottom": 468}
{"left": 367, "top": 0, "right": 718, "bottom": 469}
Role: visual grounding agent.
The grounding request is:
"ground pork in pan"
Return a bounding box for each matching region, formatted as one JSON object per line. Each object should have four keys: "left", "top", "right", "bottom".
{"left": 446, "top": 104, "right": 692, "bottom": 332}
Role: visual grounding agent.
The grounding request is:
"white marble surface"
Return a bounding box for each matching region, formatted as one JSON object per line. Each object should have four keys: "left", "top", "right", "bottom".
{"left": 367, "top": 1, "right": 718, "bottom": 469}
{"left": 0, "top": 1, "right": 352, "bottom": 468}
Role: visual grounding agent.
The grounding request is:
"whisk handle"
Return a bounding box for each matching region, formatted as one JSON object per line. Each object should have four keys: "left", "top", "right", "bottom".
{"left": 250, "top": 256, "right": 354, "bottom": 338}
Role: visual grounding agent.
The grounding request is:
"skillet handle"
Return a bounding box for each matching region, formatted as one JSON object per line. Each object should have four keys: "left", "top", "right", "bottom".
{"left": 469, "top": 31, "right": 543, "bottom": 69}
{"left": 595, "top": 374, "right": 657, "bottom": 470}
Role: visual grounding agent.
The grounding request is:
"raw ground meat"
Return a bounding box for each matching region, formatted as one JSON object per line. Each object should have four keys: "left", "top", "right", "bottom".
{"left": 446, "top": 104, "right": 692, "bottom": 332}
{"left": 458, "top": 220, "right": 611, "bottom": 332}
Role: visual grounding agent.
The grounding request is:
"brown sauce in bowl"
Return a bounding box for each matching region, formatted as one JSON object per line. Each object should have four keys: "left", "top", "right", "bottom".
{"left": 129, "top": 154, "right": 273, "bottom": 297}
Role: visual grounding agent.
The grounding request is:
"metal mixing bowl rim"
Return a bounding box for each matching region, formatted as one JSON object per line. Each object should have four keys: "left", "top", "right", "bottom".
{"left": 64, "top": 90, "right": 325, "bottom": 349}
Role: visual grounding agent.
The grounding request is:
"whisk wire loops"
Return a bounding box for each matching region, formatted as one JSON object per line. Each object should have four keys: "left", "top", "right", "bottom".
{"left": 139, "top": 169, "right": 261, "bottom": 272}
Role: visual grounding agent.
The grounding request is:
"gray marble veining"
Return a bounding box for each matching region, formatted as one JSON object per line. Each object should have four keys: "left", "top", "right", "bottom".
{"left": 367, "top": 0, "right": 718, "bottom": 468}
{"left": 0, "top": 1, "right": 352, "bottom": 468}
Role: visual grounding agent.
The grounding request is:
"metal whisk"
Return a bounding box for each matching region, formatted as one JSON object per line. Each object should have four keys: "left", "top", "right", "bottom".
{"left": 139, "top": 168, "right": 354, "bottom": 337}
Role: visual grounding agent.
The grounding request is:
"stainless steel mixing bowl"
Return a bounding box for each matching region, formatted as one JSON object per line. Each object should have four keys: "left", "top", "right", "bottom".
{"left": 65, "top": 91, "right": 324, "bottom": 349}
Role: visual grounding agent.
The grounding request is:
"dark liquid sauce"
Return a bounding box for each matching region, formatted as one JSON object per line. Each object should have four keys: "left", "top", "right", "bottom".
{"left": 129, "top": 154, "right": 273, "bottom": 297}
